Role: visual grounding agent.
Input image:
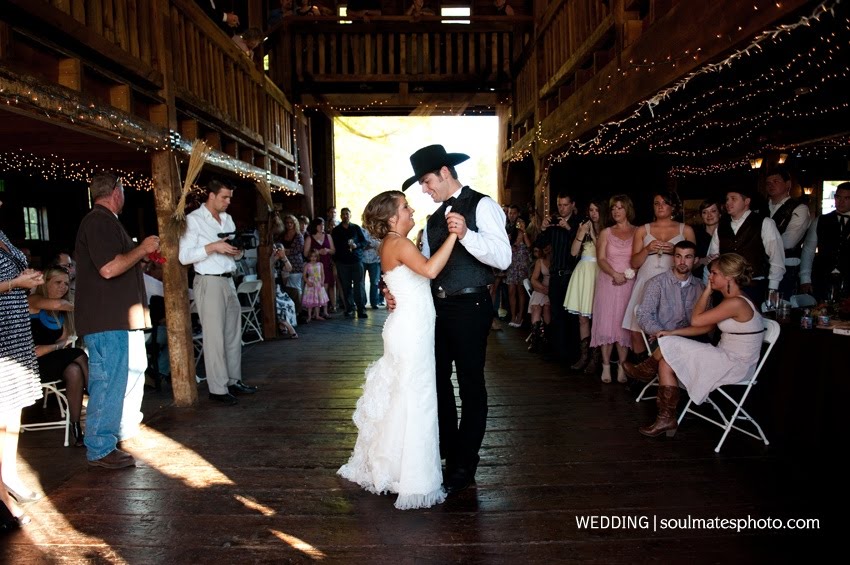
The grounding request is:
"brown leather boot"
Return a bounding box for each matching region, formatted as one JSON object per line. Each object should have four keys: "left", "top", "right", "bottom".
{"left": 583, "top": 347, "right": 601, "bottom": 375}
{"left": 639, "top": 385, "right": 680, "bottom": 437}
{"left": 622, "top": 356, "right": 659, "bottom": 382}
{"left": 570, "top": 337, "right": 590, "bottom": 371}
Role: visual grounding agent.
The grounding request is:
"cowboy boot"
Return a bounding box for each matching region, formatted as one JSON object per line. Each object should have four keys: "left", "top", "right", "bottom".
{"left": 528, "top": 321, "right": 543, "bottom": 352}
{"left": 72, "top": 421, "right": 84, "bottom": 447}
{"left": 639, "top": 385, "right": 680, "bottom": 437}
{"left": 600, "top": 363, "right": 612, "bottom": 383}
{"left": 570, "top": 337, "right": 590, "bottom": 371}
{"left": 622, "top": 356, "right": 660, "bottom": 382}
{"left": 583, "top": 347, "right": 601, "bottom": 375}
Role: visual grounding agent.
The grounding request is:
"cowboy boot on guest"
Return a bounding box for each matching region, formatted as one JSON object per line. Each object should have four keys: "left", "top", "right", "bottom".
{"left": 570, "top": 337, "right": 590, "bottom": 371}
{"left": 639, "top": 385, "right": 680, "bottom": 437}
{"left": 583, "top": 347, "right": 601, "bottom": 375}
{"left": 623, "top": 354, "right": 660, "bottom": 382}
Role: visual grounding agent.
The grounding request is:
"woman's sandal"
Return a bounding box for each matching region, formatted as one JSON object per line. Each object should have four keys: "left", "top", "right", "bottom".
{"left": 288, "top": 331, "right": 299, "bottom": 339}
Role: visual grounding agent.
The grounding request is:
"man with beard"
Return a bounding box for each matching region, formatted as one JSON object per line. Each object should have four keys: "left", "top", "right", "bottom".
{"left": 624, "top": 241, "right": 707, "bottom": 380}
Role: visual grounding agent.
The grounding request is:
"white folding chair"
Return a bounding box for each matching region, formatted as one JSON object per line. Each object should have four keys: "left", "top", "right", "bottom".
{"left": 21, "top": 380, "right": 72, "bottom": 447}
{"left": 237, "top": 280, "right": 264, "bottom": 345}
{"left": 633, "top": 306, "right": 659, "bottom": 402}
{"left": 677, "top": 318, "right": 780, "bottom": 453}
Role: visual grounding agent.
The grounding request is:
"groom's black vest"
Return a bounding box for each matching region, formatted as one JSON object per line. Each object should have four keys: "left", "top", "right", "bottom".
{"left": 427, "top": 186, "right": 494, "bottom": 295}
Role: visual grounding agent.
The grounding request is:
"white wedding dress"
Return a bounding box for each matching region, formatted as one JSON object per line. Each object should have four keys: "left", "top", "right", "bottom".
{"left": 337, "top": 264, "right": 446, "bottom": 510}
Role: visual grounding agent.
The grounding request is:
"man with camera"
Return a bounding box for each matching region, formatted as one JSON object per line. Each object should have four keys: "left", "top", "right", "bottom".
{"left": 179, "top": 180, "right": 258, "bottom": 406}
{"left": 535, "top": 193, "right": 580, "bottom": 364}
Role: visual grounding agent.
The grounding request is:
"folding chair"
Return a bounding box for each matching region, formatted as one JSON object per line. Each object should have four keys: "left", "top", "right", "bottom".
{"left": 633, "top": 306, "right": 658, "bottom": 402}
{"left": 522, "top": 278, "right": 532, "bottom": 298}
{"left": 236, "top": 280, "right": 264, "bottom": 345}
{"left": 21, "top": 380, "right": 72, "bottom": 447}
{"left": 677, "top": 318, "right": 780, "bottom": 453}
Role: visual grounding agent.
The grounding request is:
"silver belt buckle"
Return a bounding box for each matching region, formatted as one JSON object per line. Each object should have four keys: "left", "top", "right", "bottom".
{"left": 436, "top": 287, "right": 447, "bottom": 299}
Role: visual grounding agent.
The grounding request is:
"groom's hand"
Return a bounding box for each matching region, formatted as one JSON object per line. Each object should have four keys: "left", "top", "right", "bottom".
{"left": 383, "top": 287, "right": 397, "bottom": 312}
{"left": 446, "top": 211, "right": 467, "bottom": 240}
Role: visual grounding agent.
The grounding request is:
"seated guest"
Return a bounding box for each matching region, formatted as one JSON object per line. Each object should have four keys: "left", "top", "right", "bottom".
{"left": 406, "top": 0, "right": 435, "bottom": 19}
{"left": 624, "top": 254, "right": 764, "bottom": 437}
{"left": 232, "top": 28, "right": 264, "bottom": 58}
{"left": 295, "top": 0, "right": 333, "bottom": 16}
{"left": 272, "top": 245, "right": 299, "bottom": 338}
{"left": 28, "top": 266, "right": 89, "bottom": 447}
{"left": 633, "top": 241, "right": 705, "bottom": 345}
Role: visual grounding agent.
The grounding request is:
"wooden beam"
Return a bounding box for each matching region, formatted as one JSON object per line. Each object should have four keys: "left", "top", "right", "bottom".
{"left": 180, "top": 119, "right": 199, "bottom": 141}
{"left": 204, "top": 131, "right": 221, "bottom": 150}
{"left": 151, "top": 0, "right": 196, "bottom": 407}
{"left": 109, "top": 84, "right": 132, "bottom": 113}
{"left": 0, "top": 22, "right": 9, "bottom": 58}
{"left": 57, "top": 58, "right": 82, "bottom": 91}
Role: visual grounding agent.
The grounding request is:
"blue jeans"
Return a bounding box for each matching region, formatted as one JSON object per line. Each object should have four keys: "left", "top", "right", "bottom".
{"left": 363, "top": 261, "right": 381, "bottom": 306}
{"left": 84, "top": 330, "right": 147, "bottom": 461}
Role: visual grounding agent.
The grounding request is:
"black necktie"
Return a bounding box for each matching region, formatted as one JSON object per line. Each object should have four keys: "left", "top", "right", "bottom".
{"left": 445, "top": 197, "right": 457, "bottom": 207}
{"left": 841, "top": 215, "right": 849, "bottom": 237}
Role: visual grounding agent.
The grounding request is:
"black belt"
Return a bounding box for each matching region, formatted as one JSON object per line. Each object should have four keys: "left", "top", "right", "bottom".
{"left": 434, "top": 286, "right": 489, "bottom": 299}
{"left": 554, "top": 269, "right": 573, "bottom": 277}
{"left": 200, "top": 272, "right": 233, "bottom": 278}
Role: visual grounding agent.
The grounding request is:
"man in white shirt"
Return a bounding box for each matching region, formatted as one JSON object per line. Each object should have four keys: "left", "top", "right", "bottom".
{"left": 800, "top": 182, "right": 850, "bottom": 301}
{"left": 765, "top": 167, "right": 811, "bottom": 297}
{"left": 403, "top": 144, "right": 511, "bottom": 494}
{"left": 179, "top": 180, "right": 257, "bottom": 406}
{"left": 707, "top": 187, "right": 785, "bottom": 305}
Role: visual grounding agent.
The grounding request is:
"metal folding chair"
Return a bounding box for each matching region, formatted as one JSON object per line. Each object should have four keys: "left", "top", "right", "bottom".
{"left": 21, "top": 380, "right": 72, "bottom": 447}
{"left": 634, "top": 306, "right": 658, "bottom": 402}
{"left": 677, "top": 318, "right": 780, "bottom": 453}
{"left": 236, "top": 280, "right": 264, "bottom": 345}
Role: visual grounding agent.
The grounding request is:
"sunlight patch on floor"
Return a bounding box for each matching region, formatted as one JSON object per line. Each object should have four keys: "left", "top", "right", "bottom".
{"left": 270, "top": 529, "right": 327, "bottom": 560}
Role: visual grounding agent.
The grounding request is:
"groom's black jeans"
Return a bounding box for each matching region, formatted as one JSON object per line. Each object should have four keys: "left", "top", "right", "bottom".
{"left": 434, "top": 290, "right": 493, "bottom": 477}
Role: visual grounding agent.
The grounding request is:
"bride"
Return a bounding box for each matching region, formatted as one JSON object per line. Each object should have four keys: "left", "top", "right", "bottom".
{"left": 338, "top": 190, "right": 457, "bottom": 509}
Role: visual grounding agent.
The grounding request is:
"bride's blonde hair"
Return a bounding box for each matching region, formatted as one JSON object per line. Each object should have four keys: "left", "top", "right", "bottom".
{"left": 362, "top": 190, "right": 405, "bottom": 239}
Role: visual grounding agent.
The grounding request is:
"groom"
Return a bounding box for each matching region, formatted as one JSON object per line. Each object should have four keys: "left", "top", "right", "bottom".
{"left": 402, "top": 144, "right": 511, "bottom": 493}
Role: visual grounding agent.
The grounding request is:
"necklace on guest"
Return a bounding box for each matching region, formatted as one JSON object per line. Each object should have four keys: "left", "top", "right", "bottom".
{"left": 387, "top": 231, "right": 404, "bottom": 237}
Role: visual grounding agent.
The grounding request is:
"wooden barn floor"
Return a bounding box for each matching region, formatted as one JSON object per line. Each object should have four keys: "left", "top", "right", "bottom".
{"left": 3, "top": 309, "right": 834, "bottom": 563}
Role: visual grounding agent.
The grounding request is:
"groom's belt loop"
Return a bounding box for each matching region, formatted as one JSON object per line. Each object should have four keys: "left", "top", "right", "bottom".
{"left": 434, "top": 285, "right": 489, "bottom": 299}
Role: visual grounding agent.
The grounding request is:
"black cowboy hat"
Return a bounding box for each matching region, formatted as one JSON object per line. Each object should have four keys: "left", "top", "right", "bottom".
{"left": 401, "top": 144, "right": 470, "bottom": 191}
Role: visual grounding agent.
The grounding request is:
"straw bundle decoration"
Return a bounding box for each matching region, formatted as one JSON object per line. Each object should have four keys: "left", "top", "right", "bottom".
{"left": 172, "top": 140, "right": 211, "bottom": 225}
{"left": 255, "top": 177, "right": 273, "bottom": 211}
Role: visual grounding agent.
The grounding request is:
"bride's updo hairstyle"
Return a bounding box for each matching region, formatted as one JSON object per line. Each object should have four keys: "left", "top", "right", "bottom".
{"left": 362, "top": 190, "right": 405, "bottom": 239}
{"left": 710, "top": 253, "right": 754, "bottom": 288}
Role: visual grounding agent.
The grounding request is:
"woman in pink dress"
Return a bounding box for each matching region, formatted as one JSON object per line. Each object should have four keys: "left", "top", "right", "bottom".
{"left": 590, "top": 195, "right": 637, "bottom": 384}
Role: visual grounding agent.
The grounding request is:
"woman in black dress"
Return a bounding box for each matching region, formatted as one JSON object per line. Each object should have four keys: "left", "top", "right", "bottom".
{"left": 28, "top": 266, "right": 89, "bottom": 447}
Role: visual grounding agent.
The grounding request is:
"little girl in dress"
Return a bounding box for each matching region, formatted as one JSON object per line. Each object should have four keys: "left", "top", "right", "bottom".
{"left": 302, "top": 249, "right": 329, "bottom": 322}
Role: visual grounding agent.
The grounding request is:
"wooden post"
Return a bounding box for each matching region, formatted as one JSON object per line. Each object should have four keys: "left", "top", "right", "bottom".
{"left": 151, "top": 0, "right": 197, "bottom": 407}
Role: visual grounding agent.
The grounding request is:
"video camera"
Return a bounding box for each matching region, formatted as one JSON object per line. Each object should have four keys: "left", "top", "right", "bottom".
{"left": 217, "top": 230, "right": 258, "bottom": 250}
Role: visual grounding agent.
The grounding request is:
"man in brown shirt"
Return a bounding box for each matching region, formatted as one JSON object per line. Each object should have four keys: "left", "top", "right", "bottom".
{"left": 75, "top": 172, "right": 159, "bottom": 469}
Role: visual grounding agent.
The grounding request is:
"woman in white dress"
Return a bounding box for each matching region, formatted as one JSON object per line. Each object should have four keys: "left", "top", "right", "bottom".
{"left": 621, "top": 190, "right": 696, "bottom": 357}
{"left": 338, "top": 190, "right": 457, "bottom": 510}
{"left": 623, "top": 253, "right": 764, "bottom": 437}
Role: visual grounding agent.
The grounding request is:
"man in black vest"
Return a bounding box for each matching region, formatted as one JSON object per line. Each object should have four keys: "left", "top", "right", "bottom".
{"left": 534, "top": 193, "right": 580, "bottom": 363}
{"left": 707, "top": 187, "right": 785, "bottom": 305}
{"left": 766, "top": 167, "right": 811, "bottom": 298}
{"left": 401, "top": 144, "right": 511, "bottom": 493}
{"left": 800, "top": 183, "right": 850, "bottom": 301}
